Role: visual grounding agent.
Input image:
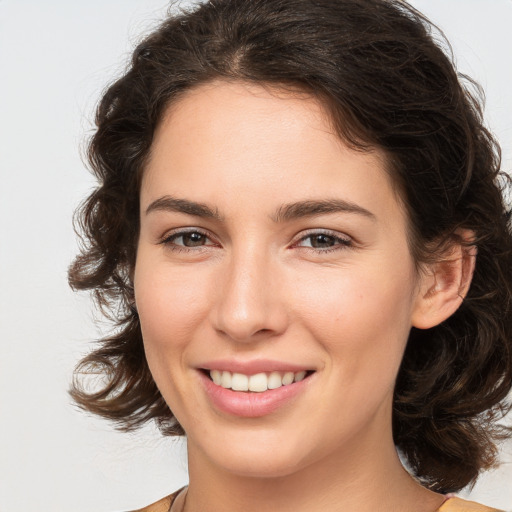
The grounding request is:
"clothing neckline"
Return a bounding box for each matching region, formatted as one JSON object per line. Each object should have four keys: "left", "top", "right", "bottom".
{"left": 163, "top": 489, "right": 500, "bottom": 512}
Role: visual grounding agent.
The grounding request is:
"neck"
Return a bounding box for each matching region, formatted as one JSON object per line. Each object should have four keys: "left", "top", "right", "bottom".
{"left": 184, "top": 419, "right": 444, "bottom": 512}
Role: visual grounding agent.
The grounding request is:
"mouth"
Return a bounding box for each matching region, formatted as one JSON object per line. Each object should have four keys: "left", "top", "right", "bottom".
{"left": 198, "top": 364, "right": 316, "bottom": 417}
{"left": 201, "top": 369, "right": 315, "bottom": 393}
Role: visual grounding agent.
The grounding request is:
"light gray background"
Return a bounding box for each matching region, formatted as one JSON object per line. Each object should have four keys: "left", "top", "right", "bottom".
{"left": 0, "top": 1, "right": 511, "bottom": 511}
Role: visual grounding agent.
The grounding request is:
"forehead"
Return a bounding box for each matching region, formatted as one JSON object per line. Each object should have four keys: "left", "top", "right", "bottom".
{"left": 141, "top": 81, "right": 403, "bottom": 227}
{"left": 152, "top": 81, "right": 340, "bottom": 165}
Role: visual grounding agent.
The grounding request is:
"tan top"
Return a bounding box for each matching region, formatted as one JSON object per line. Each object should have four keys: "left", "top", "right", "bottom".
{"left": 131, "top": 490, "right": 503, "bottom": 512}
{"left": 438, "top": 497, "right": 503, "bottom": 512}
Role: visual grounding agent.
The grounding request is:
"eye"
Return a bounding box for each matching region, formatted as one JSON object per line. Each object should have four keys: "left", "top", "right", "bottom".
{"left": 159, "top": 229, "right": 216, "bottom": 250}
{"left": 294, "top": 231, "right": 352, "bottom": 252}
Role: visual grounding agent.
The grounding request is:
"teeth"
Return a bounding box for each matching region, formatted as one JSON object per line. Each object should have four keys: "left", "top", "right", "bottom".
{"left": 211, "top": 369, "right": 222, "bottom": 385}
{"left": 231, "top": 373, "right": 249, "bottom": 391}
{"left": 294, "top": 370, "right": 306, "bottom": 382}
{"left": 220, "top": 371, "right": 232, "bottom": 388}
{"left": 282, "top": 372, "right": 294, "bottom": 385}
{"left": 268, "top": 371, "right": 283, "bottom": 390}
{"left": 209, "top": 369, "right": 310, "bottom": 392}
{"left": 248, "top": 373, "right": 267, "bottom": 392}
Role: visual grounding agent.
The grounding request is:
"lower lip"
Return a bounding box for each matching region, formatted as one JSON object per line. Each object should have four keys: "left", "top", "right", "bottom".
{"left": 198, "top": 371, "right": 313, "bottom": 418}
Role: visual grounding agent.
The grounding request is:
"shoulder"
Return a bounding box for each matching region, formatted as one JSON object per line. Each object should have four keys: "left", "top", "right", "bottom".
{"left": 128, "top": 488, "right": 182, "bottom": 512}
{"left": 438, "top": 497, "right": 504, "bottom": 512}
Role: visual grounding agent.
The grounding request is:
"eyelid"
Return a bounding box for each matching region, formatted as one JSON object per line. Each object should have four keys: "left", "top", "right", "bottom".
{"left": 158, "top": 227, "right": 218, "bottom": 247}
{"left": 157, "top": 227, "right": 353, "bottom": 253}
{"left": 291, "top": 228, "right": 353, "bottom": 251}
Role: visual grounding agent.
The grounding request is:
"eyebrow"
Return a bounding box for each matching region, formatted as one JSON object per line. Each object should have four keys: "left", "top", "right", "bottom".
{"left": 145, "top": 195, "right": 375, "bottom": 223}
{"left": 145, "top": 196, "right": 223, "bottom": 220}
{"left": 271, "top": 199, "right": 376, "bottom": 223}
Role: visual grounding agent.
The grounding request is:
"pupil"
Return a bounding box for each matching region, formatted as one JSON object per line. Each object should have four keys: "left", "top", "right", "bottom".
{"left": 311, "top": 234, "right": 334, "bottom": 248}
{"left": 184, "top": 232, "right": 205, "bottom": 247}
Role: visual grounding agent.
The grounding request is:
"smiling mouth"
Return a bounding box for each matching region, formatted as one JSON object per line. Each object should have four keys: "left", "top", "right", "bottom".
{"left": 202, "top": 369, "right": 315, "bottom": 393}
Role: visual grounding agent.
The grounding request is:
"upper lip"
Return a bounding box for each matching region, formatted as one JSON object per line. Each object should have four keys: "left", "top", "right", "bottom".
{"left": 198, "top": 359, "right": 314, "bottom": 375}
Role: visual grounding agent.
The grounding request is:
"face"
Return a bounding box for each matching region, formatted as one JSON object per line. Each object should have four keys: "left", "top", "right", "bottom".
{"left": 134, "top": 81, "right": 426, "bottom": 478}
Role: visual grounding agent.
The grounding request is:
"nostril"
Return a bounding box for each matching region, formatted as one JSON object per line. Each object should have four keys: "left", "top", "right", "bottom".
{"left": 255, "top": 328, "right": 272, "bottom": 335}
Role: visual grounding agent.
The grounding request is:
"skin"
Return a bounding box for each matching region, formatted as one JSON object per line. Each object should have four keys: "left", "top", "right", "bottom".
{"left": 134, "top": 81, "right": 468, "bottom": 512}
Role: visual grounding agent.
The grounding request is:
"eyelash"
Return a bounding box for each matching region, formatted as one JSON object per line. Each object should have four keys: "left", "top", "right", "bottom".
{"left": 159, "top": 228, "right": 353, "bottom": 254}
{"left": 292, "top": 230, "right": 353, "bottom": 253}
{"left": 159, "top": 228, "right": 216, "bottom": 253}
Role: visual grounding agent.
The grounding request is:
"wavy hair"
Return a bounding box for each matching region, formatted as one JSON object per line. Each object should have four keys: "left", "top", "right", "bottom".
{"left": 69, "top": 0, "right": 512, "bottom": 493}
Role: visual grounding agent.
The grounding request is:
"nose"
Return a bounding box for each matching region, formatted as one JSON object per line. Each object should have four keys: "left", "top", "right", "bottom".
{"left": 211, "top": 247, "right": 289, "bottom": 343}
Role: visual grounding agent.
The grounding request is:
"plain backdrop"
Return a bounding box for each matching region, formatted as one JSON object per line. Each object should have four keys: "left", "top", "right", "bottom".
{"left": 0, "top": 1, "right": 511, "bottom": 511}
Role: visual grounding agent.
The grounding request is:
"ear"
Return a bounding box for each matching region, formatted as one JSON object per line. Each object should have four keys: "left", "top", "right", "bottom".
{"left": 411, "top": 231, "right": 476, "bottom": 330}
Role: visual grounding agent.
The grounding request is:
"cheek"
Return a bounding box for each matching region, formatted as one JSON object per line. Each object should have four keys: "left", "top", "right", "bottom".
{"left": 292, "top": 263, "right": 416, "bottom": 377}
{"left": 134, "top": 259, "right": 213, "bottom": 356}
{"left": 134, "top": 258, "right": 215, "bottom": 423}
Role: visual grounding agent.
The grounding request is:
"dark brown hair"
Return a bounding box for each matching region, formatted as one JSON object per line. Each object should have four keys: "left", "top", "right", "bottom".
{"left": 69, "top": 0, "right": 512, "bottom": 493}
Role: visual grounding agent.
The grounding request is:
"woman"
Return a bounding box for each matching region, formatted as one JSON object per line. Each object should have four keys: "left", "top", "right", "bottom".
{"left": 69, "top": 0, "right": 512, "bottom": 510}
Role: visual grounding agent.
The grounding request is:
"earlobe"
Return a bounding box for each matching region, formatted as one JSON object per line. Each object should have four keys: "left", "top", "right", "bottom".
{"left": 411, "top": 233, "right": 476, "bottom": 330}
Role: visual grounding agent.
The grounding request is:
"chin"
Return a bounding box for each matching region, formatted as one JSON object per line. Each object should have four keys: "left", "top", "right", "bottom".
{"left": 189, "top": 426, "right": 312, "bottom": 478}
{"left": 215, "top": 450, "right": 307, "bottom": 479}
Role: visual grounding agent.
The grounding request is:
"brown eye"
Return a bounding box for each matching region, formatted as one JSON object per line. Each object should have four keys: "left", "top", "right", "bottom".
{"left": 308, "top": 234, "right": 337, "bottom": 249}
{"left": 295, "top": 231, "right": 352, "bottom": 252}
{"left": 180, "top": 232, "right": 207, "bottom": 247}
{"left": 161, "top": 230, "right": 213, "bottom": 249}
